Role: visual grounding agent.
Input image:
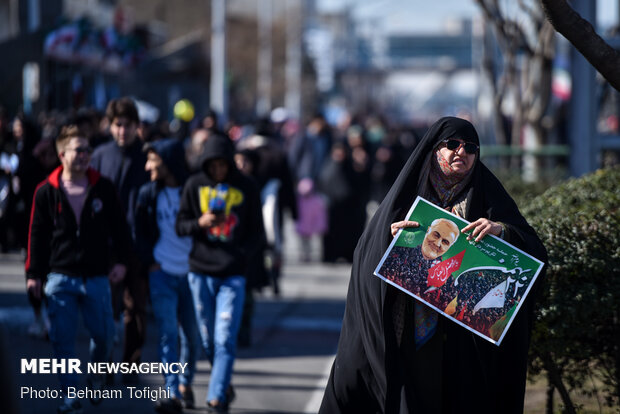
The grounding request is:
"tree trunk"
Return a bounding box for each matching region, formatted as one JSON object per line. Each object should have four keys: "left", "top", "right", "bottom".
{"left": 615, "top": 310, "right": 620, "bottom": 403}
{"left": 510, "top": 86, "right": 523, "bottom": 171}
{"left": 521, "top": 19, "right": 554, "bottom": 181}
{"left": 546, "top": 376, "right": 555, "bottom": 414}
{"left": 541, "top": 0, "right": 620, "bottom": 92}
{"left": 480, "top": 17, "right": 510, "bottom": 168}
{"left": 542, "top": 353, "right": 576, "bottom": 414}
{"left": 475, "top": 0, "right": 555, "bottom": 173}
{"left": 506, "top": 42, "right": 522, "bottom": 171}
{"left": 522, "top": 123, "right": 541, "bottom": 182}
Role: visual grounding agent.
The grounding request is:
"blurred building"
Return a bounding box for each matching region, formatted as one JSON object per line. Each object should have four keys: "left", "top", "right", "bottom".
{"left": 0, "top": 0, "right": 617, "bottom": 174}
{"left": 0, "top": 0, "right": 317, "bottom": 125}
{"left": 310, "top": 4, "right": 478, "bottom": 124}
{"left": 386, "top": 20, "right": 473, "bottom": 69}
{"left": 0, "top": 0, "right": 63, "bottom": 116}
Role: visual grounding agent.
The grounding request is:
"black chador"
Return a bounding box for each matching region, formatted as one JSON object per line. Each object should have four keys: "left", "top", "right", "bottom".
{"left": 319, "top": 117, "right": 547, "bottom": 414}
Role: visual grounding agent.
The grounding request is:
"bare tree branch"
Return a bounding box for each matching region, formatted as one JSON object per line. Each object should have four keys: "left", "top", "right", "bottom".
{"left": 518, "top": 0, "right": 542, "bottom": 22}
{"left": 541, "top": 0, "right": 620, "bottom": 92}
{"left": 475, "top": 0, "right": 556, "bottom": 174}
{"left": 476, "top": 0, "right": 533, "bottom": 55}
{"left": 506, "top": 20, "right": 534, "bottom": 56}
{"left": 525, "top": 21, "right": 555, "bottom": 124}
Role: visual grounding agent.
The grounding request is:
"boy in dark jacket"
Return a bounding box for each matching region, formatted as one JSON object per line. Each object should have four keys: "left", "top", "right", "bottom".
{"left": 135, "top": 139, "right": 199, "bottom": 413}
{"left": 176, "top": 134, "right": 264, "bottom": 413}
{"left": 90, "top": 97, "right": 150, "bottom": 378}
{"left": 26, "top": 125, "right": 133, "bottom": 414}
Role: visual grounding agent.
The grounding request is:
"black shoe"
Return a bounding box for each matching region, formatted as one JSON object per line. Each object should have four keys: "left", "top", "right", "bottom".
{"left": 225, "top": 385, "right": 235, "bottom": 405}
{"left": 86, "top": 374, "right": 104, "bottom": 405}
{"left": 179, "top": 385, "right": 194, "bottom": 409}
{"left": 155, "top": 398, "right": 183, "bottom": 414}
{"left": 206, "top": 401, "right": 228, "bottom": 413}
{"left": 205, "top": 385, "right": 235, "bottom": 413}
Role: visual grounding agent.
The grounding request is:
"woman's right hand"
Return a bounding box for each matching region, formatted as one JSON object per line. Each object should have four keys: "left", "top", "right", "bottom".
{"left": 390, "top": 220, "right": 420, "bottom": 237}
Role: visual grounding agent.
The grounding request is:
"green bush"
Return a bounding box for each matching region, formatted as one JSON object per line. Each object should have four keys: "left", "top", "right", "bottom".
{"left": 522, "top": 166, "right": 620, "bottom": 411}
{"left": 493, "top": 168, "right": 566, "bottom": 209}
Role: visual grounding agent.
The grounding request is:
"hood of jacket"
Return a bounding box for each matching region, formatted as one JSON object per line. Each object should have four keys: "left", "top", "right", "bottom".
{"left": 143, "top": 138, "right": 189, "bottom": 185}
{"left": 199, "top": 134, "right": 237, "bottom": 179}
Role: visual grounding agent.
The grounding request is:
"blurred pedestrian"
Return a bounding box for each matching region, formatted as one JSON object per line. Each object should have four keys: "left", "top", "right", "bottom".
{"left": 12, "top": 114, "right": 43, "bottom": 253}
{"left": 176, "top": 134, "right": 265, "bottom": 413}
{"left": 135, "top": 139, "right": 199, "bottom": 413}
{"left": 201, "top": 109, "right": 223, "bottom": 136}
{"left": 90, "top": 97, "right": 150, "bottom": 383}
{"left": 0, "top": 106, "right": 16, "bottom": 252}
{"left": 26, "top": 124, "right": 133, "bottom": 414}
{"left": 25, "top": 137, "right": 59, "bottom": 339}
{"left": 74, "top": 108, "right": 109, "bottom": 150}
{"left": 237, "top": 118, "right": 297, "bottom": 293}
{"left": 289, "top": 115, "right": 332, "bottom": 262}
{"left": 234, "top": 149, "right": 269, "bottom": 347}
{"left": 186, "top": 128, "right": 210, "bottom": 173}
{"left": 318, "top": 140, "right": 368, "bottom": 263}
{"left": 289, "top": 114, "right": 332, "bottom": 183}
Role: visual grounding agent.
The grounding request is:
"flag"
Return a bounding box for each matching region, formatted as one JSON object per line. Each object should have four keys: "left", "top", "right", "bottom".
{"left": 473, "top": 280, "right": 508, "bottom": 314}
{"left": 427, "top": 250, "right": 465, "bottom": 288}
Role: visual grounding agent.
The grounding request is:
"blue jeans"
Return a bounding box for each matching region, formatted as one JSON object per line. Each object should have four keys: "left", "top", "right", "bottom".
{"left": 149, "top": 269, "right": 199, "bottom": 399}
{"left": 44, "top": 273, "right": 114, "bottom": 390}
{"left": 188, "top": 272, "right": 245, "bottom": 404}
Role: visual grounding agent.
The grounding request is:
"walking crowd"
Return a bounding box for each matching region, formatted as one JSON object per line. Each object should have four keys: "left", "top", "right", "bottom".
{"left": 1, "top": 97, "right": 424, "bottom": 413}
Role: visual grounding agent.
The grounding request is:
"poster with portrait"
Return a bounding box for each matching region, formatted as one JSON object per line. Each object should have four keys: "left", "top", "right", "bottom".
{"left": 374, "top": 196, "right": 545, "bottom": 346}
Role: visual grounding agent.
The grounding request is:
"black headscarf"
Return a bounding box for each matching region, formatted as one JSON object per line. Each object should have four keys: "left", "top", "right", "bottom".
{"left": 320, "top": 117, "right": 547, "bottom": 414}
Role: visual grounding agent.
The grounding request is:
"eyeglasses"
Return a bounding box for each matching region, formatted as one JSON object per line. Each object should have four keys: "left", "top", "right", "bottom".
{"left": 442, "top": 139, "right": 479, "bottom": 154}
{"left": 68, "top": 146, "right": 93, "bottom": 155}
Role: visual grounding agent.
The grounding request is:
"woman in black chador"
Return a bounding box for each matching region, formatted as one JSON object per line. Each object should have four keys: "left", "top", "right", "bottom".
{"left": 319, "top": 117, "right": 547, "bottom": 414}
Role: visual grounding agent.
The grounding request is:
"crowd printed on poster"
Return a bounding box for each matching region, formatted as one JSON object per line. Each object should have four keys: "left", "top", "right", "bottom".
{"left": 374, "top": 196, "right": 545, "bottom": 346}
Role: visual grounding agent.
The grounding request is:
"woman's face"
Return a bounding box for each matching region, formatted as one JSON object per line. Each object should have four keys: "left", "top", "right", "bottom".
{"left": 12, "top": 119, "right": 23, "bottom": 139}
{"left": 437, "top": 139, "right": 476, "bottom": 175}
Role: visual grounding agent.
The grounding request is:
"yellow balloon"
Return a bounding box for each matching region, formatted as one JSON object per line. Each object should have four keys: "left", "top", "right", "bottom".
{"left": 174, "top": 99, "right": 195, "bottom": 122}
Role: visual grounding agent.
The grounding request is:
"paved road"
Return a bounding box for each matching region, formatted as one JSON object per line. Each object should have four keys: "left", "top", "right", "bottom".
{"left": 0, "top": 234, "right": 350, "bottom": 414}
